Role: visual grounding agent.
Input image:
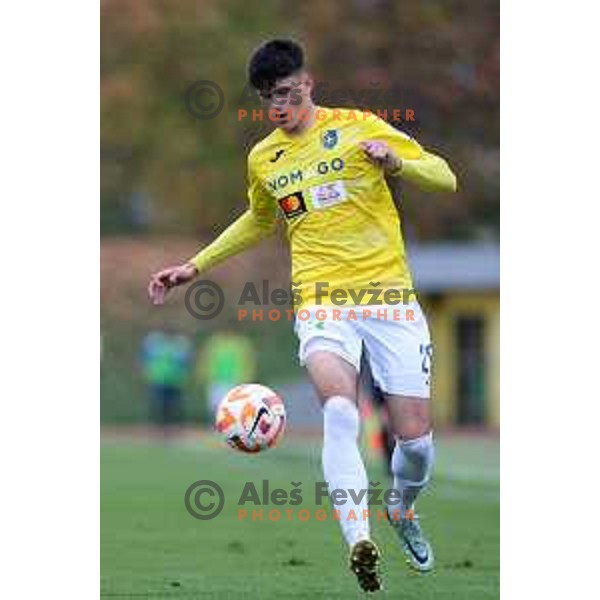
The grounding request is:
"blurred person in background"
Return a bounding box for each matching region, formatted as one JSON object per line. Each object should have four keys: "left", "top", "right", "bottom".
{"left": 198, "top": 329, "right": 256, "bottom": 418}
{"left": 148, "top": 39, "right": 456, "bottom": 592}
{"left": 140, "top": 330, "right": 193, "bottom": 434}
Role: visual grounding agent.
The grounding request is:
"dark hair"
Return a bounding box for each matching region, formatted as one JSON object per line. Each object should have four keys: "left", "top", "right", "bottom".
{"left": 248, "top": 39, "right": 305, "bottom": 92}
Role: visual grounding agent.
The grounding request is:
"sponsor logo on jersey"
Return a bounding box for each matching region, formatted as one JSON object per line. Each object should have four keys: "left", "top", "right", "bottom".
{"left": 309, "top": 180, "right": 348, "bottom": 209}
{"left": 278, "top": 191, "right": 307, "bottom": 220}
{"left": 267, "top": 169, "right": 303, "bottom": 193}
{"left": 322, "top": 129, "right": 339, "bottom": 149}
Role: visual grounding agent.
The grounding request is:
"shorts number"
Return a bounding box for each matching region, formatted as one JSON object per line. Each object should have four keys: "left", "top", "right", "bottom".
{"left": 420, "top": 343, "right": 433, "bottom": 374}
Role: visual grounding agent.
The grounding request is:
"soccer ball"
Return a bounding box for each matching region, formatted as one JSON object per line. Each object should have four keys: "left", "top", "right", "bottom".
{"left": 215, "top": 384, "right": 286, "bottom": 453}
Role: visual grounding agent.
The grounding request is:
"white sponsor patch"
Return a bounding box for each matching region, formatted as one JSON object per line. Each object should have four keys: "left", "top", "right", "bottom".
{"left": 308, "top": 180, "right": 348, "bottom": 209}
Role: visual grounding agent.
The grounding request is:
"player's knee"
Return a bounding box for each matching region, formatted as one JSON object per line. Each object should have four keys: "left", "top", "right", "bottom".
{"left": 306, "top": 351, "right": 358, "bottom": 403}
{"left": 396, "top": 420, "right": 431, "bottom": 440}
{"left": 316, "top": 382, "right": 355, "bottom": 403}
{"left": 393, "top": 406, "right": 431, "bottom": 440}
{"left": 388, "top": 396, "right": 431, "bottom": 440}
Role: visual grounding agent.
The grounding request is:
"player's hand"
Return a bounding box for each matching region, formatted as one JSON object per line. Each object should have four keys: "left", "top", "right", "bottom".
{"left": 148, "top": 263, "right": 198, "bottom": 305}
{"left": 360, "top": 140, "right": 402, "bottom": 173}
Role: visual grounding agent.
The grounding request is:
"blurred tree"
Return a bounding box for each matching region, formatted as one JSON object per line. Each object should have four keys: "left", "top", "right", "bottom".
{"left": 101, "top": 0, "right": 498, "bottom": 240}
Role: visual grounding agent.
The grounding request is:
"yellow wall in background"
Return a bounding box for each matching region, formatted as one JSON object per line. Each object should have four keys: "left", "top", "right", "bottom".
{"left": 422, "top": 293, "right": 499, "bottom": 428}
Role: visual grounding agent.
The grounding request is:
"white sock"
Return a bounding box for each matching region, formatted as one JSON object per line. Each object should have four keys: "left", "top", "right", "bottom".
{"left": 388, "top": 431, "right": 435, "bottom": 519}
{"left": 322, "top": 395, "right": 370, "bottom": 547}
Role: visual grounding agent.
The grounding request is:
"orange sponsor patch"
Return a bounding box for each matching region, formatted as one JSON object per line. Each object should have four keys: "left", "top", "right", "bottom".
{"left": 278, "top": 191, "right": 307, "bottom": 219}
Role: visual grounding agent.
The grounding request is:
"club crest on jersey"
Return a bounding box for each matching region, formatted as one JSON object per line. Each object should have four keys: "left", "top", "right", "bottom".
{"left": 322, "top": 129, "right": 339, "bottom": 150}
{"left": 278, "top": 191, "right": 307, "bottom": 220}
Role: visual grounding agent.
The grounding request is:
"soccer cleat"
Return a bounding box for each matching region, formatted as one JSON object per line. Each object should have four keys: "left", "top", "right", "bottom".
{"left": 349, "top": 539, "right": 382, "bottom": 593}
{"left": 386, "top": 508, "right": 434, "bottom": 572}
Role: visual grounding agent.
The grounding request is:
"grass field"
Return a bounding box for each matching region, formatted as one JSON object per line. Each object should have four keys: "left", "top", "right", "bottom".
{"left": 101, "top": 433, "right": 499, "bottom": 599}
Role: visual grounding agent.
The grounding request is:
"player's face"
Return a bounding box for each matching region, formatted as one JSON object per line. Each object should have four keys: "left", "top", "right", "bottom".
{"left": 258, "top": 71, "right": 314, "bottom": 132}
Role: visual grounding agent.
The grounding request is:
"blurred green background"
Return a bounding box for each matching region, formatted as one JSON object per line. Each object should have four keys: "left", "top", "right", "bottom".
{"left": 101, "top": 0, "right": 499, "bottom": 424}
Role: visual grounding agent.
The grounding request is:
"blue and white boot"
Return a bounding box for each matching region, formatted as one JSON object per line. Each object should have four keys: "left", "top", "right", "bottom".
{"left": 386, "top": 507, "right": 434, "bottom": 572}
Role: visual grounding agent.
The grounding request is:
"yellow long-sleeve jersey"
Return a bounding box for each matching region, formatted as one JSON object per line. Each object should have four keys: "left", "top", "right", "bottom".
{"left": 190, "top": 107, "right": 457, "bottom": 308}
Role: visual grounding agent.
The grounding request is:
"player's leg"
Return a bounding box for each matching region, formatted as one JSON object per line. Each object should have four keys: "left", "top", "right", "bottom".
{"left": 305, "top": 350, "right": 368, "bottom": 546}
{"left": 384, "top": 394, "right": 435, "bottom": 571}
{"left": 385, "top": 395, "right": 433, "bottom": 519}
{"left": 361, "top": 304, "right": 435, "bottom": 572}
{"left": 304, "top": 350, "right": 381, "bottom": 592}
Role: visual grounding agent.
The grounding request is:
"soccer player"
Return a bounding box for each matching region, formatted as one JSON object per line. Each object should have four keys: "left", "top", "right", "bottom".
{"left": 148, "top": 39, "right": 457, "bottom": 592}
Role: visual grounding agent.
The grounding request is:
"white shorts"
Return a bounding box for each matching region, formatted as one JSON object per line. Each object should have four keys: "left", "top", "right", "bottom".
{"left": 294, "top": 304, "right": 432, "bottom": 398}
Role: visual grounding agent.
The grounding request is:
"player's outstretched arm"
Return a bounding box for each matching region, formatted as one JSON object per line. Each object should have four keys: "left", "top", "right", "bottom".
{"left": 149, "top": 150, "right": 277, "bottom": 305}
{"left": 148, "top": 209, "right": 275, "bottom": 305}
